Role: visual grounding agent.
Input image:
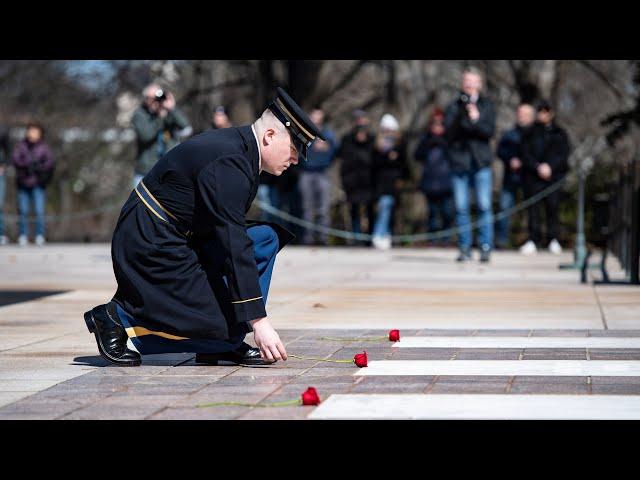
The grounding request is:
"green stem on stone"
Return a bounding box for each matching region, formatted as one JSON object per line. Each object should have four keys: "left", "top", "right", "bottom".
{"left": 289, "top": 354, "right": 354, "bottom": 363}
{"left": 198, "top": 398, "right": 302, "bottom": 408}
{"left": 318, "top": 336, "right": 387, "bottom": 342}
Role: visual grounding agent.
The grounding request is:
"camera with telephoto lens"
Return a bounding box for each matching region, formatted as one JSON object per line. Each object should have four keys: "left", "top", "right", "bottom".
{"left": 154, "top": 88, "right": 167, "bottom": 102}
{"left": 459, "top": 93, "right": 471, "bottom": 105}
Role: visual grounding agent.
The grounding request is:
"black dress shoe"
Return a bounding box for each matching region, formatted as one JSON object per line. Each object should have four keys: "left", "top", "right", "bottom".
{"left": 195, "top": 342, "right": 276, "bottom": 367}
{"left": 84, "top": 302, "right": 141, "bottom": 367}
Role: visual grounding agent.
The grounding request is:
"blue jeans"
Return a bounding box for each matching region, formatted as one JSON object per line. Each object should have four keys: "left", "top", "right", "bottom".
{"left": 495, "top": 185, "right": 518, "bottom": 247}
{"left": 299, "top": 171, "right": 332, "bottom": 244}
{"left": 17, "top": 186, "right": 46, "bottom": 237}
{"left": 118, "top": 225, "right": 280, "bottom": 355}
{"left": 425, "top": 193, "right": 454, "bottom": 242}
{"left": 452, "top": 167, "right": 493, "bottom": 251}
{"left": 373, "top": 195, "right": 395, "bottom": 238}
{"left": 0, "top": 174, "right": 5, "bottom": 236}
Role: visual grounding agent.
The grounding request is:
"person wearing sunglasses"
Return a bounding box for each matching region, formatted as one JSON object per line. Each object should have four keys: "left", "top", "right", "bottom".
{"left": 519, "top": 99, "right": 571, "bottom": 256}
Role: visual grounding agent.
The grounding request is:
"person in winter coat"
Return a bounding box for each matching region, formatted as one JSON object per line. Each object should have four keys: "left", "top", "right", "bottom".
{"left": 495, "top": 103, "right": 536, "bottom": 249}
{"left": 11, "top": 121, "right": 55, "bottom": 246}
{"left": 519, "top": 100, "right": 571, "bottom": 255}
{"left": 414, "top": 108, "right": 454, "bottom": 245}
{"left": 371, "top": 113, "right": 409, "bottom": 250}
{"left": 298, "top": 107, "right": 339, "bottom": 245}
{"left": 444, "top": 67, "right": 496, "bottom": 263}
{"left": 131, "top": 84, "right": 192, "bottom": 188}
{"left": 338, "top": 110, "right": 375, "bottom": 243}
{"left": 0, "top": 124, "right": 10, "bottom": 246}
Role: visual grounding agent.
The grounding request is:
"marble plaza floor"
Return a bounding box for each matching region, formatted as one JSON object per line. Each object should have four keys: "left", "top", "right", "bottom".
{"left": 0, "top": 244, "right": 639, "bottom": 419}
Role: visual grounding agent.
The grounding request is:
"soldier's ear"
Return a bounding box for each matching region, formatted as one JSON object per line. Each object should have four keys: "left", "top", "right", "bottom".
{"left": 263, "top": 127, "right": 276, "bottom": 146}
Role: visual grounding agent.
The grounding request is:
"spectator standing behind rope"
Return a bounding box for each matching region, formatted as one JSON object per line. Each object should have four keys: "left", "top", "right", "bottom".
{"left": 211, "top": 106, "right": 232, "bottom": 130}
{"left": 269, "top": 163, "right": 304, "bottom": 243}
{"left": 371, "top": 114, "right": 409, "bottom": 250}
{"left": 444, "top": 67, "right": 496, "bottom": 263}
{"left": 519, "top": 99, "right": 571, "bottom": 255}
{"left": 11, "top": 121, "right": 55, "bottom": 247}
{"left": 0, "top": 124, "right": 10, "bottom": 246}
{"left": 495, "top": 103, "right": 536, "bottom": 249}
{"left": 414, "top": 108, "right": 454, "bottom": 245}
{"left": 338, "top": 110, "right": 375, "bottom": 245}
{"left": 299, "top": 107, "right": 339, "bottom": 245}
{"left": 131, "top": 83, "right": 192, "bottom": 188}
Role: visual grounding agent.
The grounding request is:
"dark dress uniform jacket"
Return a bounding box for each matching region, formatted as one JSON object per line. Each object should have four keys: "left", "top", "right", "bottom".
{"left": 112, "top": 125, "right": 293, "bottom": 341}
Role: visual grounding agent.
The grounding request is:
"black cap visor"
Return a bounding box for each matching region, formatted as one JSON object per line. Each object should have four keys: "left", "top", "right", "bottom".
{"left": 290, "top": 129, "right": 310, "bottom": 162}
{"left": 269, "top": 101, "right": 312, "bottom": 161}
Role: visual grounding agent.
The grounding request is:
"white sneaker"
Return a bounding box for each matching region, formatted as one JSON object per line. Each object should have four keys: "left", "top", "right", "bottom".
{"left": 372, "top": 235, "right": 392, "bottom": 250}
{"left": 0, "top": 235, "right": 8, "bottom": 246}
{"left": 519, "top": 240, "right": 537, "bottom": 255}
{"left": 35, "top": 235, "right": 46, "bottom": 247}
{"left": 548, "top": 238, "right": 562, "bottom": 255}
{"left": 18, "top": 235, "right": 28, "bottom": 247}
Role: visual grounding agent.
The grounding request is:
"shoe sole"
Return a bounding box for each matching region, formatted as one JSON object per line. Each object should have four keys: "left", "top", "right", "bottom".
{"left": 194, "top": 354, "right": 275, "bottom": 367}
{"left": 84, "top": 311, "right": 141, "bottom": 367}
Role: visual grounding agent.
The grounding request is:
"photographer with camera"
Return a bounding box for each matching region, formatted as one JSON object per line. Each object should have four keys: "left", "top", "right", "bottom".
{"left": 444, "top": 67, "right": 496, "bottom": 263}
{"left": 11, "top": 121, "right": 55, "bottom": 247}
{"left": 131, "top": 83, "right": 192, "bottom": 188}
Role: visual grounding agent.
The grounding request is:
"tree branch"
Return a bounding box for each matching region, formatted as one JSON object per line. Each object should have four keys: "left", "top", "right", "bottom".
{"left": 577, "top": 60, "right": 624, "bottom": 100}
{"left": 317, "top": 60, "right": 370, "bottom": 105}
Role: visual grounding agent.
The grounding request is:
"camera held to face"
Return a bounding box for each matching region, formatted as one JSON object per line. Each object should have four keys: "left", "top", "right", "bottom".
{"left": 154, "top": 89, "right": 167, "bottom": 103}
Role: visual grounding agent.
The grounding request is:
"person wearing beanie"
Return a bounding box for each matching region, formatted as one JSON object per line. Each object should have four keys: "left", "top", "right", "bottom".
{"left": 371, "top": 113, "right": 409, "bottom": 250}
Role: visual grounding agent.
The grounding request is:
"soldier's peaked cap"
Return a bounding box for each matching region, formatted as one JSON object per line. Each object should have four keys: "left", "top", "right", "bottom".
{"left": 267, "top": 87, "right": 326, "bottom": 161}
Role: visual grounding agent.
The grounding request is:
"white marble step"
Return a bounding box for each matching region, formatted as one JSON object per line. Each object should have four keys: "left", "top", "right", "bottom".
{"left": 309, "top": 394, "right": 640, "bottom": 420}
{"left": 355, "top": 360, "right": 640, "bottom": 377}
{"left": 392, "top": 336, "right": 640, "bottom": 349}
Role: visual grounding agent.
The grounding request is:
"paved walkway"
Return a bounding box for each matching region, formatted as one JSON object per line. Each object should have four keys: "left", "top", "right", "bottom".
{"left": 0, "top": 244, "right": 639, "bottom": 419}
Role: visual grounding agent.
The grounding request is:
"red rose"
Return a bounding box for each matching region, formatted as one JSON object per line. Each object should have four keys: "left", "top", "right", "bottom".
{"left": 353, "top": 351, "right": 368, "bottom": 368}
{"left": 389, "top": 329, "right": 400, "bottom": 342}
{"left": 301, "top": 387, "right": 321, "bottom": 405}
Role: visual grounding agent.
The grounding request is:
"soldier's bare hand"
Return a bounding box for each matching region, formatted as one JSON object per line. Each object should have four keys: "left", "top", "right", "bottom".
{"left": 250, "top": 317, "right": 287, "bottom": 362}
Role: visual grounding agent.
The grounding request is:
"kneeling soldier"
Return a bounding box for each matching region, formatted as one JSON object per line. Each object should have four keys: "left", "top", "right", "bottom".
{"left": 84, "top": 87, "right": 324, "bottom": 366}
